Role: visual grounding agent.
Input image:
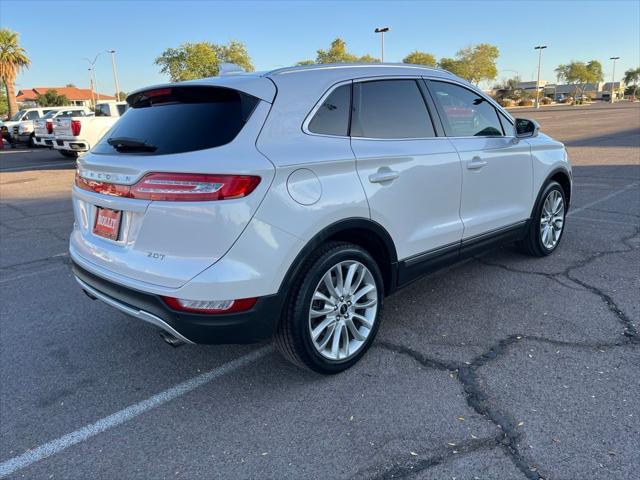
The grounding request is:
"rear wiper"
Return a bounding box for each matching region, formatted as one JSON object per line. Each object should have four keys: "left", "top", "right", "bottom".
{"left": 107, "top": 137, "right": 157, "bottom": 152}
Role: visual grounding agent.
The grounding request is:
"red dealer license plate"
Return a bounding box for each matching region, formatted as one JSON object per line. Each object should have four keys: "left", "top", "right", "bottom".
{"left": 93, "top": 207, "right": 122, "bottom": 240}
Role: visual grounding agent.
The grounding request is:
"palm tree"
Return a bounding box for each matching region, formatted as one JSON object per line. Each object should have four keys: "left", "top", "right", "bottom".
{"left": 0, "top": 29, "right": 30, "bottom": 117}
{"left": 623, "top": 67, "right": 640, "bottom": 101}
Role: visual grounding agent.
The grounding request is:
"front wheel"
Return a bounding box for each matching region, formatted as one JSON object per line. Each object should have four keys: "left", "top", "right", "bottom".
{"left": 275, "top": 242, "right": 384, "bottom": 374}
{"left": 519, "top": 181, "right": 566, "bottom": 256}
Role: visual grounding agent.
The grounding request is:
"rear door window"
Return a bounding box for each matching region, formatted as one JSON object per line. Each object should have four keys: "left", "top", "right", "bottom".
{"left": 350, "top": 80, "right": 435, "bottom": 139}
{"left": 308, "top": 84, "right": 351, "bottom": 136}
{"left": 93, "top": 87, "right": 259, "bottom": 155}
{"left": 429, "top": 81, "right": 503, "bottom": 137}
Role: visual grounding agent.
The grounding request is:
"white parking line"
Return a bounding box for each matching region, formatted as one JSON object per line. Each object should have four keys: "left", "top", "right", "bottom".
{"left": 0, "top": 346, "right": 272, "bottom": 478}
{"left": 567, "top": 183, "right": 638, "bottom": 217}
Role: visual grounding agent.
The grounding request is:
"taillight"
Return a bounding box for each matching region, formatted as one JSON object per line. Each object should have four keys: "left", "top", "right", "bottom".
{"left": 75, "top": 172, "right": 260, "bottom": 201}
{"left": 162, "top": 296, "right": 257, "bottom": 314}
{"left": 71, "top": 120, "right": 81, "bottom": 136}
{"left": 46, "top": 121, "right": 53, "bottom": 134}
{"left": 131, "top": 173, "right": 260, "bottom": 201}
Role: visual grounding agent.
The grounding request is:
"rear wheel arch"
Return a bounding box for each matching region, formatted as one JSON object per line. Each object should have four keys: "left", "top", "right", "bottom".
{"left": 278, "top": 218, "right": 398, "bottom": 301}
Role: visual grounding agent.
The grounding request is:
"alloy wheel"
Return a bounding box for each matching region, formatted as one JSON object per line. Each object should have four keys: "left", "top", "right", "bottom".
{"left": 308, "top": 260, "right": 378, "bottom": 361}
{"left": 540, "top": 190, "right": 565, "bottom": 250}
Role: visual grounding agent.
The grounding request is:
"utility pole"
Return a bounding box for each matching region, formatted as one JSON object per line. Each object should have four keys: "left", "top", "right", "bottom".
{"left": 88, "top": 68, "right": 95, "bottom": 107}
{"left": 374, "top": 27, "right": 390, "bottom": 62}
{"left": 84, "top": 53, "right": 103, "bottom": 106}
{"left": 534, "top": 45, "right": 547, "bottom": 109}
{"left": 609, "top": 56, "right": 620, "bottom": 103}
{"left": 108, "top": 50, "right": 121, "bottom": 101}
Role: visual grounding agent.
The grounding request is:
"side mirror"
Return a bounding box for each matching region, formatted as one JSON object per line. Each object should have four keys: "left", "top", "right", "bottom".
{"left": 515, "top": 118, "right": 540, "bottom": 138}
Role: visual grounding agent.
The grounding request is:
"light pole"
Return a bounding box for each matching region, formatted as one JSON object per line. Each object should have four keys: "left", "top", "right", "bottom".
{"left": 374, "top": 27, "right": 390, "bottom": 62}
{"left": 609, "top": 56, "right": 620, "bottom": 103}
{"left": 534, "top": 45, "right": 547, "bottom": 109}
{"left": 107, "top": 50, "right": 121, "bottom": 101}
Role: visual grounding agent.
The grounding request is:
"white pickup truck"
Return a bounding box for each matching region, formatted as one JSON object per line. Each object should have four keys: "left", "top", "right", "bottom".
{"left": 32, "top": 107, "right": 93, "bottom": 148}
{"left": 53, "top": 101, "right": 127, "bottom": 157}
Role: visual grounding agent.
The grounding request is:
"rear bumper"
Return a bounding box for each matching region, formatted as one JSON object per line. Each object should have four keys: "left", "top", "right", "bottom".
{"left": 33, "top": 136, "right": 51, "bottom": 147}
{"left": 53, "top": 138, "right": 89, "bottom": 152}
{"left": 72, "top": 260, "right": 283, "bottom": 344}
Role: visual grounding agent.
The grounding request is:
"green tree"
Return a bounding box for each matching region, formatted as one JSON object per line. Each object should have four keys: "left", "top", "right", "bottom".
{"left": 402, "top": 51, "right": 436, "bottom": 67}
{"left": 623, "top": 67, "right": 640, "bottom": 100}
{"left": 0, "top": 28, "right": 31, "bottom": 117}
{"left": 438, "top": 44, "right": 499, "bottom": 84}
{"left": 492, "top": 76, "right": 522, "bottom": 100}
{"left": 36, "top": 89, "right": 70, "bottom": 107}
{"left": 555, "top": 60, "right": 603, "bottom": 101}
{"left": 297, "top": 38, "right": 378, "bottom": 65}
{"left": 155, "top": 40, "right": 254, "bottom": 82}
{"left": 115, "top": 91, "right": 127, "bottom": 101}
{"left": 65, "top": 83, "right": 76, "bottom": 87}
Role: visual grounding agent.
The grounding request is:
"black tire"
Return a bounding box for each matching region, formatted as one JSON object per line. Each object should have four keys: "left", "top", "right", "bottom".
{"left": 518, "top": 180, "right": 566, "bottom": 256}
{"left": 28, "top": 134, "right": 36, "bottom": 148}
{"left": 58, "top": 150, "right": 78, "bottom": 158}
{"left": 275, "top": 241, "right": 384, "bottom": 374}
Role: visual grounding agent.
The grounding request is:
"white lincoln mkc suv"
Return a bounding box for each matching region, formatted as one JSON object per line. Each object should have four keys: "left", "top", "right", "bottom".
{"left": 70, "top": 63, "right": 572, "bottom": 373}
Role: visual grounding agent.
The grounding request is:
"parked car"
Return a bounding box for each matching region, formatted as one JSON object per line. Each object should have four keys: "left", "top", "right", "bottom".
{"left": 0, "top": 107, "right": 52, "bottom": 144}
{"left": 29, "top": 107, "right": 93, "bottom": 147}
{"left": 52, "top": 101, "right": 127, "bottom": 157}
{"left": 70, "top": 64, "right": 572, "bottom": 373}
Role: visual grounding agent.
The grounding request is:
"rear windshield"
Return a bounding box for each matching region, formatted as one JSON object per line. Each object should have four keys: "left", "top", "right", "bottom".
{"left": 92, "top": 86, "right": 259, "bottom": 156}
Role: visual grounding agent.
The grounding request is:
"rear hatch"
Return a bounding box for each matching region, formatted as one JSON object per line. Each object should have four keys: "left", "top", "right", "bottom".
{"left": 53, "top": 117, "right": 75, "bottom": 137}
{"left": 70, "top": 84, "right": 276, "bottom": 288}
{"left": 34, "top": 118, "right": 52, "bottom": 137}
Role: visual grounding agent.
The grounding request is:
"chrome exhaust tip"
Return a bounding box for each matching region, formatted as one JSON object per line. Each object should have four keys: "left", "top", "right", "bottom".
{"left": 159, "top": 330, "right": 186, "bottom": 347}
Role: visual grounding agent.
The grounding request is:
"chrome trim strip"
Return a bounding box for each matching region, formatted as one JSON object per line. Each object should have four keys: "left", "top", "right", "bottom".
{"left": 75, "top": 276, "right": 195, "bottom": 344}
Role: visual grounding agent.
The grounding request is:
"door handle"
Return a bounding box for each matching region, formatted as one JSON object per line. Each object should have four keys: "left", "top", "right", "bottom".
{"left": 467, "top": 156, "right": 488, "bottom": 170}
{"left": 369, "top": 169, "right": 400, "bottom": 184}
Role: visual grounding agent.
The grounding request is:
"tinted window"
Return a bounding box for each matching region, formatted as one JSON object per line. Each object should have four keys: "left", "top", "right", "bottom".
{"left": 9, "top": 110, "right": 25, "bottom": 121}
{"left": 351, "top": 80, "right": 435, "bottom": 139}
{"left": 94, "top": 104, "right": 112, "bottom": 117}
{"left": 58, "top": 109, "right": 87, "bottom": 118}
{"left": 430, "top": 81, "right": 503, "bottom": 137}
{"left": 43, "top": 110, "right": 59, "bottom": 119}
{"left": 93, "top": 86, "right": 259, "bottom": 156}
{"left": 25, "top": 111, "right": 40, "bottom": 120}
{"left": 308, "top": 84, "right": 351, "bottom": 136}
{"left": 116, "top": 104, "right": 127, "bottom": 116}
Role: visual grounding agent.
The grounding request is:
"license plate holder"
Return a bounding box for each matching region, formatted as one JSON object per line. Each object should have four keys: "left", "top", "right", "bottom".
{"left": 93, "top": 207, "right": 122, "bottom": 240}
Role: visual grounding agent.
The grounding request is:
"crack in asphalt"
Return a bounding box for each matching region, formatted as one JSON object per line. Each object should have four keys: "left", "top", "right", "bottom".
{"left": 475, "top": 224, "right": 640, "bottom": 344}
{"left": 358, "top": 438, "right": 499, "bottom": 480}
{"left": 378, "top": 337, "right": 543, "bottom": 479}
{"left": 373, "top": 220, "right": 640, "bottom": 479}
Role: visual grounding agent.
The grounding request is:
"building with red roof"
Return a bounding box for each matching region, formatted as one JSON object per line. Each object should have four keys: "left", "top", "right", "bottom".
{"left": 16, "top": 87, "right": 116, "bottom": 107}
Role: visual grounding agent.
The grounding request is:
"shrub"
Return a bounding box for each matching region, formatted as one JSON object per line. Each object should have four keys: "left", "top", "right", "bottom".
{"left": 518, "top": 99, "right": 534, "bottom": 107}
{"left": 499, "top": 98, "right": 515, "bottom": 107}
{"left": 560, "top": 97, "right": 573, "bottom": 104}
{"left": 540, "top": 97, "right": 552, "bottom": 105}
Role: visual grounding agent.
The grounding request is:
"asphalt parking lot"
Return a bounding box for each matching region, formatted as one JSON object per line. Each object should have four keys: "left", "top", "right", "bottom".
{"left": 0, "top": 102, "right": 639, "bottom": 479}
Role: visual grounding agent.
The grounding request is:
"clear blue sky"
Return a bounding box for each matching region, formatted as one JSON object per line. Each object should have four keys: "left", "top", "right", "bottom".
{"left": 2, "top": 0, "right": 639, "bottom": 94}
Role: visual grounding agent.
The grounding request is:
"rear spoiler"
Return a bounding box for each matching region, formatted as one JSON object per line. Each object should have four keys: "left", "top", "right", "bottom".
{"left": 126, "top": 75, "right": 276, "bottom": 105}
